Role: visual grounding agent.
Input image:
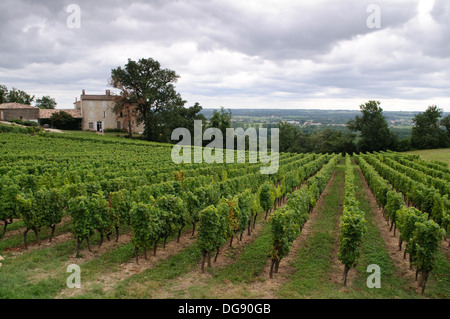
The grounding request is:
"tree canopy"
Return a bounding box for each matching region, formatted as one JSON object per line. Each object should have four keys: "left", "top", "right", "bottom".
{"left": 411, "top": 106, "right": 448, "bottom": 149}
{"left": 110, "top": 58, "right": 205, "bottom": 143}
{"left": 278, "top": 121, "right": 356, "bottom": 154}
{"left": 347, "top": 100, "right": 394, "bottom": 152}
{"left": 36, "top": 96, "right": 57, "bottom": 109}
{"left": 0, "top": 85, "right": 35, "bottom": 105}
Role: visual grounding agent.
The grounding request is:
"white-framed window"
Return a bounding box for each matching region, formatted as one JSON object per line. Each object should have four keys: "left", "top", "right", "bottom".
{"left": 117, "top": 121, "right": 122, "bottom": 129}
{"left": 89, "top": 122, "right": 93, "bottom": 130}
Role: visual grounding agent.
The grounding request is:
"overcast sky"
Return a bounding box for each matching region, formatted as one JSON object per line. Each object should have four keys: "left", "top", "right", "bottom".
{"left": 0, "top": 0, "right": 449, "bottom": 111}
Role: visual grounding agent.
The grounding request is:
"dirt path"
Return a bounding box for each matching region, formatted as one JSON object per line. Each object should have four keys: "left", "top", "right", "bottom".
{"left": 56, "top": 228, "right": 197, "bottom": 298}
{"left": 147, "top": 215, "right": 270, "bottom": 299}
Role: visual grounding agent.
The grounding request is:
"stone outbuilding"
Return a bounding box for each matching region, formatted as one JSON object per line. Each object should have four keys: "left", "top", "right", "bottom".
{"left": 0, "top": 103, "right": 40, "bottom": 122}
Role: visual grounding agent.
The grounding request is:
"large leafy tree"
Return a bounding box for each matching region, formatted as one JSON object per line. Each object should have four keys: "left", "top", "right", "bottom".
{"left": 208, "top": 107, "right": 232, "bottom": 132}
{"left": 347, "top": 100, "right": 394, "bottom": 152}
{"left": 278, "top": 121, "right": 311, "bottom": 153}
{"left": 5, "top": 87, "right": 35, "bottom": 105}
{"left": 109, "top": 79, "right": 139, "bottom": 138}
{"left": 36, "top": 96, "right": 57, "bottom": 109}
{"left": 411, "top": 105, "right": 448, "bottom": 149}
{"left": 0, "top": 85, "right": 7, "bottom": 104}
{"left": 440, "top": 114, "right": 450, "bottom": 139}
{"left": 110, "top": 57, "right": 204, "bottom": 142}
{"left": 0, "top": 85, "right": 35, "bottom": 105}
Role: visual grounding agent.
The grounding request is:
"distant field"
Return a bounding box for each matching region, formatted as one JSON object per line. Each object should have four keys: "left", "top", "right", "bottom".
{"left": 402, "top": 148, "right": 450, "bottom": 167}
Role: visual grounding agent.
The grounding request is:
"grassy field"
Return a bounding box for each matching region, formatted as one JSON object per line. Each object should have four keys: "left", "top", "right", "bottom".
{"left": 402, "top": 148, "right": 450, "bottom": 167}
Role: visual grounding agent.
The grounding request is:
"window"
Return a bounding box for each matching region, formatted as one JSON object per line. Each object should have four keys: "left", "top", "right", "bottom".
{"left": 119, "top": 112, "right": 123, "bottom": 118}
{"left": 89, "top": 122, "right": 93, "bottom": 130}
{"left": 103, "top": 111, "right": 106, "bottom": 119}
{"left": 117, "top": 121, "right": 122, "bottom": 129}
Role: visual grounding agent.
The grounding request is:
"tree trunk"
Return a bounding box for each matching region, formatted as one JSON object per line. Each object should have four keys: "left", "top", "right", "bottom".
{"left": 115, "top": 226, "right": 120, "bottom": 243}
{"left": 214, "top": 248, "right": 220, "bottom": 262}
{"left": 229, "top": 236, "right": 233, "bottom": 247}
{"left": 247, "top": 217, "right": 252, "bottom": 236}
{"left": 76, "top": 238, "right": 82, "bottom": 258}
{"left": 153, "top": 238, "right": 159, "bottom": 256}
{"left": 419, "top": 271, "right": 430, "bottom": 294}
{"left": 98, "top": 233, "right": 104, "bottom": 248}
{"left": 86, "top": 236, "right": 92, "bottom": 252}
{"left": 274, "top": 259, "right": 280, "bottom": 273}
{"left": 49, "top": 225, "right": 56, "bottom": 243}
{"left": 177, "top": 229, "right": 182, "bottom": 243}
{"left": 269, "top": 260, "right": 276, "bottom": 279}
{"left": 24, "top": 228, "right": 29, "bottom": 250}
{"left": 398, "top": 237, "right": 402, "bottom": 251}
{"left": 144, "top": 246, "right": 148, "bottom": 260}
{"left": 192, "top": 222, "right": 196, "bottom": 236}
{"left": 343, "top": 264, "right": 350, "bottom": 286}
{"left": 2, "top": 219, "right": 10, "bottom": 237}
{"left": 163, "top": 236, "right": 168, "bottom": 249}
{"left": 134, "top": 246, "right": 139, "bottom": 264}
{"left": 207, "top": 252, "right": 212, "bottom": 268}
{"left": 253, "top": 214, "right": 258, "bottom": 230}
{"left": 201, "top": 250, "right": 207, "bottom": 273}
{"left": 33, "top": 227, "right": 40, "bottom": 246}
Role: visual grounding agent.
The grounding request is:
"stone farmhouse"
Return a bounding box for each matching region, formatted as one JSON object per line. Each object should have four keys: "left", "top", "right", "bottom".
{"left": 0, "top": 90, "right": 144, "bottom": 133}
{"left": 73, "top": 90, "right": 144, "bottom": 133}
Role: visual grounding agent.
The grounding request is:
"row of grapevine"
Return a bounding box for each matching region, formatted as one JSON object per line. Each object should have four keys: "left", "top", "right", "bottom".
{"left": 378, "top": 155, "right": 449, "bottom": 196}
{"left": 338, "top": 155, "right": 366, "bottom": 286}
{"left": 268, "top": 154, "right": 341, "bottom": 278}
{"left": 196, "top": 154, "right": 336, "bottom": 272}
{"left": 0, "top": 142, "right": 300, "bottom": 240}
{"left": 355, "top": 154, "right": 446, "bottom": 293}
{"left": 382, "top": 150, "right": 450, "bottom": 175}
{"left": 361, "top": 154, "right": 450, "bottom": 229}
{"left": 386, "top": 154, "right": 450, "bottom": 182}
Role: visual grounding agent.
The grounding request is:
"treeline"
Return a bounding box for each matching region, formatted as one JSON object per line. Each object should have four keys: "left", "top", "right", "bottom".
{"left": 279, "top": 101, "right": 450, "bottom": 154}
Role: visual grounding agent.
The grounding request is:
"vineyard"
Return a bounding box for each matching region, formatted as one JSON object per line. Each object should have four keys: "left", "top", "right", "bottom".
{"left": 0, "top": 131, "right": 449, "bottom": 299}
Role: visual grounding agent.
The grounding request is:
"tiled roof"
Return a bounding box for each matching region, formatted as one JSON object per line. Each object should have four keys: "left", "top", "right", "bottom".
{"left": 0, "top": 102, "right": 38, "bottom": 109}
{"left": 39, "top": 109, "right": 82, "bottom": 119}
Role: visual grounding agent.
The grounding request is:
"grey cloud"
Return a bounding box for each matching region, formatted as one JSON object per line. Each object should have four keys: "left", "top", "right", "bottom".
{"left": 0, "top": 0, "right": 449, "bottom": 110}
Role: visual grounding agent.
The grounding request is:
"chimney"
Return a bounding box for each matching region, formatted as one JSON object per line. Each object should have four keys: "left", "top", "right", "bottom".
{"left": 106, "top": 89, "right": 110, "bottom": 96}
{"left": 82, "top": 89, "right": 85, "bottom": 95}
